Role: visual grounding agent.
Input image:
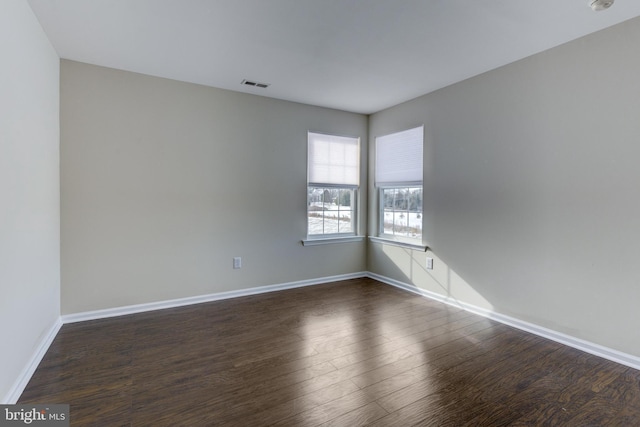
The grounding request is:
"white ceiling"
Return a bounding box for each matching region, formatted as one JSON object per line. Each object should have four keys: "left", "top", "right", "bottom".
{"left": 27, "top": 0, "right": 640, "bottom": 114}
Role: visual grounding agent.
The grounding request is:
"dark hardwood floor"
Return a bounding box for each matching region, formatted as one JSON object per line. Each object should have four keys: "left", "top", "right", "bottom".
{"left": 19, "top": 278, "right": 640, "bottom": 426}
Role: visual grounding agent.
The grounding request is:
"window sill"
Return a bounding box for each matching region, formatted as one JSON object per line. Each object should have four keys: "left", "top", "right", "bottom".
{"left": 368, "top": 236, "right": 428, "bottom": 252}
{"left": 302, "top": 236, "right": 365, "bottom": 246}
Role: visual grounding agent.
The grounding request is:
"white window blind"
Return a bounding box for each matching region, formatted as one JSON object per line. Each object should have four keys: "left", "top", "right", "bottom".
{"left": 308, "top": 132, "right": 359, "bottom": 186}
{"left": 375, "top": 126, "right": 423, "bottom": 185}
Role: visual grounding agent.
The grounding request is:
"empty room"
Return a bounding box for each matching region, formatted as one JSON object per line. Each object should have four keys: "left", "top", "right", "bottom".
{"left": 3, "top": 0, "right": 640, "bottom": 425}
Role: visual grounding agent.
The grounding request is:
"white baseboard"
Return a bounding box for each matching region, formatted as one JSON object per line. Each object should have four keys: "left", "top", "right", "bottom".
{"left": 12, "top": 270, "right": 638, "bottom": 405}
{"left": 4, "top": 318, "right": 63, "bottom": 404}
{"left": 62, "top": 272, "right": 368, "bottom": 324}
{"left": 367, "top": 272, "right": 640, "bottom": 371}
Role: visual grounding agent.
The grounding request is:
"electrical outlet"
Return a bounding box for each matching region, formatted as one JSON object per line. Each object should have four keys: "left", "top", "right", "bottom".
{"left": 233, "top": 257, "right": 242, "bottom": 269}
{"left": 426, "top": 257, "right": 433, "bottom": 270}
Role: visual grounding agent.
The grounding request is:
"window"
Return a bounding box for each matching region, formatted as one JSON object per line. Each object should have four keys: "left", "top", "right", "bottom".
{"left": 375, "top": 126, "right": 424, "bottom": 240}
{"left": 307, "top": 132, "right": 359, "bottom": 238}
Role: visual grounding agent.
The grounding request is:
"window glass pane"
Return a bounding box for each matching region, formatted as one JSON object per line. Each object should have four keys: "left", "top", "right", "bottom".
{"left": 308, "top": 186, "right": 355, "bottom": 236}
{"left": 381, "top": 186, "right": 422, "bottom": 239}
{"left": 337, "top": 188, "right": 354, "bottom": 233}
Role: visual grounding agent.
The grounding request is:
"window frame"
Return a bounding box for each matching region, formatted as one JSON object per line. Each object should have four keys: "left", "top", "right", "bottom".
{"left": 307, "top": 183, "right": 358, "bottom": 239}
{"left": 374, "top": 126, "right": 424, "bottom": 245}
{"left": 378, "top": 183, "right": 423, "bottom": 242}
{"left": 305, "top": 131, "right": 361, "bottom": 242}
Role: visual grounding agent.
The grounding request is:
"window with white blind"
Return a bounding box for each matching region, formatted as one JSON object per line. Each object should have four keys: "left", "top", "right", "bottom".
{"left": 375, "top": 126, "right": 424, "bottom": 241}
{"left": 307, "top": 132, "right": 360, "bottom": 238}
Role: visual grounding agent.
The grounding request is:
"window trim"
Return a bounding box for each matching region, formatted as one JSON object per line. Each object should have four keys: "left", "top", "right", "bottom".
{"left": 302, "top": 235, "right": 365, "bottom": 246}
{"left": 368, "top": 236, "right": 428, "bottom": 251}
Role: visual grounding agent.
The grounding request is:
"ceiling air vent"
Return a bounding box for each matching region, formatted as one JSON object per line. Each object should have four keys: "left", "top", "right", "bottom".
{"left": 241, "top": 79, "right": 270, "bottom": 89}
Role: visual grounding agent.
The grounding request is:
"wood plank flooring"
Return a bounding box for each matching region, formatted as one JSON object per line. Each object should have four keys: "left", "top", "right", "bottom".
{"left": 19, "top": 278, "right": 640, "bottom": 426}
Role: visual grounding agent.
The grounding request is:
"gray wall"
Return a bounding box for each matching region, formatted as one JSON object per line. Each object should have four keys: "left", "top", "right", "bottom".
{"left": 369, "top": 17, "right": 640, "bottom": 357}
{"left": 60, "top": 60, "right": 368, "bottom": 314}
{"left": 0, "top": 0, "right": 60, "bottom": 402}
